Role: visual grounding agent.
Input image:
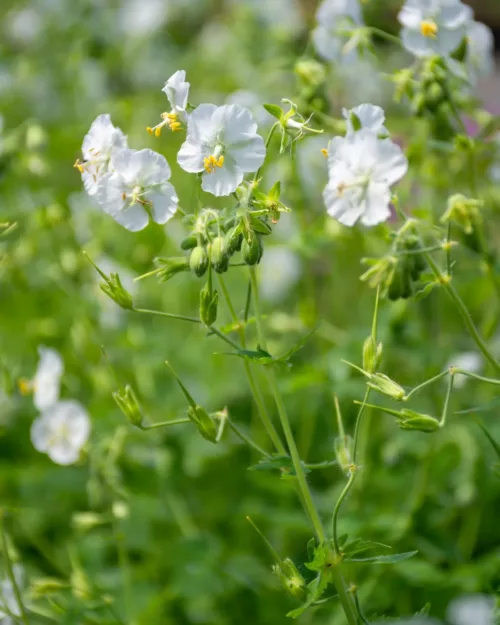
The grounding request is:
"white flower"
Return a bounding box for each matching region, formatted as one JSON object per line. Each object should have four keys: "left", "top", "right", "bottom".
{"left": 0, "top": 564, "right": 24, "bottom": 625}
{"left": 147, "top": 70, "right": 190, "bottom": 137}
{"left": 447, "top": 595, "right": 495, "bottom": 625}
{"left": 447, "top": 351, "right": 482, "bottom": 388}
{"left": 312, "top": 0, "right": 363, "bottom": 63}
{"left": 343, "top": 104, "right": 388, "bottom": 136}
{"left": 118, "top": 0, "right": 168, "bottom": 37}
{"left": 33, "top": 347, "right": 64, "bottom": 411}
{"left": 259, "top": 247, "right": 302, "bottom": 302}
{"left": 177, "top": 104, "right": 266, "bottom": 197}
{"left": 465, "top": 21, "right": 495, "bottom": 83}
{"left": 398, "top": 0, "right": 473, "bottom": 59}
{"left": 96, "top": 148, "right": 178, "bottom": 232}
{"left": 76, "top": 114, "right": 127, "bottom": 196}
{"left": 226, "top": 90, "right": 272, "bottom": 127}
{"left": 31, "top": 400, "right": 91, "bottom": 466}
{"left": 324, "top": 129, "right": 408, "bottom": 227}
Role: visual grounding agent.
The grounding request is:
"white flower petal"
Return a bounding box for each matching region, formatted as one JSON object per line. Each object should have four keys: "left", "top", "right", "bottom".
{"left": 135, "top": 149, "right": 172, "bottom": 186}
{"left": 212, "top": 104, "right": 258, "bottom": 145}
{"left": 312, "top": 26, "right": 342, "bottom": 62}
{"left": 316, "top": 0, "right": 362, "bottom": 27}
{"left": 359, "top": 182, "right": 392, "bottom": 226}
{"left": 112, "top": 203, "right": 149, "bottom": 231}
{"left": 346, "top": 104, "right": 386, "bottom": 134}
{"left": 447, "top": 594, "right": 495, "bottom": 625}
{"left": 47, "top": 443, "right": 81, "bottom": 466}
{"left": 230, "top": 133, "right": 266, "bottom": 172}
{"left": 149, "top": 183, "right": 178, "bottom": 224}
{"left": 82, "top": 114, "right": 127, "bottom": 162}
{"left": 162, "top": 69, "right": 190, "bottom": 115}
{"left": 441, "top": 2, "right": 473, "bottom": 29}
{"left": 33, "top": 347, "right": 63, "bottom": 411}
{"left": 96, "top": 172, "right": 127, "bottom": 215}
{"left": 201, "top": 160, "right": 243, "bottom": 196}
{"left": 185, "top": 103, "right": 218, "bottom": 144}
{"left": 31, "top": 416, "right": 51, "bottom": 452}
{"left": 177, "top": 138, "right": 210, "bottom": 173}
{"left": 373, "top": 139, "right": 408, "bottom": 186}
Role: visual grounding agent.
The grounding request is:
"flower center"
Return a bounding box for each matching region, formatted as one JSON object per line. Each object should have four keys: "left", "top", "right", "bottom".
{"left": 420, "top": 20, "right": 438, "bottom": 38}
{"left": 121, "top": 185, "right": 152, "bottom": 208}
{"left": 203, "top": 154, "right": 225, "bottom": 174}
{"left": 147, "top": 111, "right": 182, "bottom": 137}
{"left": 336, "top": 175, "right": 371, "bottom": 198}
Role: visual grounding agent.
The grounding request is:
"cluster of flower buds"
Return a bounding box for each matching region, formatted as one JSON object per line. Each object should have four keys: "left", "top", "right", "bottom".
{"left": 387, "top": 234, "right": 427, "bottom": 301}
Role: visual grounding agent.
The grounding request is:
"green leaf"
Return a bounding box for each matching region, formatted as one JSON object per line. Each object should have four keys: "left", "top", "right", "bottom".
{"left": 269, "top": 180, "right": 281, "bottom": 199}
{"left": 248, "top": 454, "right": 311, "bottom": 479}
{"left": 286, "top": 573, "right": 329, "bottom": 619}
{"left": 249, "top": 214, "right": 272, "bottom": 235}
{"left": 347, "top": 550, "right": 418, "bottom": 564}
{"left": 275, "top": 327, "right": 318, "bottom": 364}
{"left": 263, "top": 103, "right": 283, "bottom": 120}
{"left": 414, "top": 281, "right": 436, "bottom": 301}
{"left": 476, "top": 420, "right": 500, "bottom": 461}
{"left": 305, "top": 542, "right": 335, "bottom": 572}
{"left": 222, "top": 347, "right": 275, "bottom": 364}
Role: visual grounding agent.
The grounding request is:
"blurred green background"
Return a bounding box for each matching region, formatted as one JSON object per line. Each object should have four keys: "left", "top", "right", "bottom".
{"left": 1, "top": 0, "right": 500, "bottom": 623}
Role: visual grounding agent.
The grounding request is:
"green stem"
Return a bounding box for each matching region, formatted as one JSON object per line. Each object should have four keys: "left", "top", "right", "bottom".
{"left": 439, "top": 373, "right": 455, "bottom": 428}
{"left": 133, "top": 308, "right": 200, "bottom": 324}
{"left": 332, "top": 471, "right": 356, "bottom": 555}
{"left": 352, "top": 388, "right": 371, "bottom": 463}
{"left": 424, "top": 252, "right": 500, "bottom": 373}
{"left": 142, "top": 418, "right": 191, "bottom": 430}
{"left": 208, "top": 326, "right": 242, "bottom": 351}
{"left": 365, "top": 26, "right": 402, "bottom": 46}
{"left": 404, "top": 370, "right": 449, "bottom": 401}
{"left": 249, "top": 269, "right": 358, "bottom": 625}
{"left": 0, "top": 516, "right": 28, "bottom": 625}
{"left": 113, "top": 520, "right": 132, "bottom": 619}
{"left": 453, "top": 369, "right": 500, "bottom": 385}
{"left": 227, "top": 418, "right": 270, "bottom": 457}
{"left": 253, "top": 123, "right": 279, "bottom": 182}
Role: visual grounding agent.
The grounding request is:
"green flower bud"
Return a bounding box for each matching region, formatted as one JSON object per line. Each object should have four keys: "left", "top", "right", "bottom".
{"left": 30, "top": 577, "right": 67, "bottom": 598}
{"left": 242, "top": 233, "right": 263, "bottom": 265}
{"left": 425, "top": 82, "right": 446, "bottom": 111}
{"left": 367, "top": 373, "right": 406, "bottom": 401}
{"left": 411, "top": 93, "right": 427, "bottom": 117}
{"left": 210, "top": 236, "right": 229, "bottom": 274}
{"left": 360, "top": 256, "right": 398, "bottom": 294}
{"left": 113, "top": 385, "right": 143, "bottom": 428}
{"left": 155, "top": 257, "right": 190, "bottom": 282}
{"left": 273, "top": 558, "right": 306, "bottom": 598}
{"left": 186, "top": 405, "right": 218, "bottom": 443}
{"left": 334, "top": 435, "right": 354, "bottom": 476}
{"left": 441, "top": 194, "right": 483, "bottom": 235}
{"left": 189, "top": 246, "right": 209, "bottom": 277}
{"left": 362, "top": 336, "right": 383, "bottom": 374}
{"left": 100, "top": 273, "right": 134, "bottom": 310}
{"left": 200, "top": 284, "right": 218, "bottom": 326}
{"left": 397, "top": 409, "right": 440, "bottom": 433}
{"left": 180, "top": 234, "right": 198, "bottom": 250}
{"left": 225, "top": 227, "right": 243, "bottom": 256}
{"left": 295, "top": 59, "right": 326, "bottom": 88}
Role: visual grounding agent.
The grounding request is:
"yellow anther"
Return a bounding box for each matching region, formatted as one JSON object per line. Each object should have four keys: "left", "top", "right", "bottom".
{"left": 18, "top": 378, "right": 32, "bottom": 396}
{"left": 73, "top": 159, "right": 85, "bottom": 174}
{"left": 337, "top": 182, "right": 346, "bottom": 197}
{"left": 321, "top": 148, "right": 328, "bottom": 158}
{"left": 170, "top": 122, "right": 182, "bottom": 132}
{"left": 203, "top": 154, "right": 225, "bottom": 174}
{"left": 154, "top": 126, "right": 162, "bottom": 138}
{"left": 148, "top": 112, "right": 183, "bottom": 137}
{"left": 146, "top": 127, "right": 154, "bottom": 136}
{"left": 420, "top": 20, "right": 438, "bottom": 38}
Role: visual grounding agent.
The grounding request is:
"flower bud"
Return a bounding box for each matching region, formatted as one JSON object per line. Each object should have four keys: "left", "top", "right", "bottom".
{"left": 441, "top": 194, "right": 483, "bottom": 235}
{"left": 294, "top": 59, "right": 326, "bottom": 88}
{"left": 362, "top": 336, "right": 383, "bottom": 374}
{"left": 180, "top": 234, "right": 198, "bottom": 250}
{"left": 242, "top": 233, "right": 263, "bottom": 265}
{"left": 99, "top": 273, "right": 133, "bottom": 310}
{"left": 273, "top": 558, "right": 306, "bottom": 598}
{"left": 189, "top": 246, "right": 209, "bottom": 278}
{"left": 225, "top": 227, "right": 243, "bottom": 256}
{"left": 155, "top": 257, "right": 190, "bottom": 282}
{"left": 30, "top": 577, "right": 67, "bottom": 598}
{"left": 367, "top": 373, "right": 405, "bottom": 401}
{"left": 186, "top": 405, "right": 218, "bottom": 443}
{"left": 334, "top": 435, "right": 354, "bottom": 476}
{"left": 397, "top": 409, "right": 440, "bottom": 433}
{"left": 200, "top": 284, "right": 218, "bottom": 326}
{"left": 113, "top": 385, "right": 143, "bottom": 428}
{"left": 425, "top": 82, "right": 446, "bottom": 111}
{"left": 210, "top": 236, "right": 229, "bottom": 274}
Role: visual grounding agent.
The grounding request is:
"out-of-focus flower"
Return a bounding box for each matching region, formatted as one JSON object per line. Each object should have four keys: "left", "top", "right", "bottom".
{"left": 76, "top": 115, "right": 127, "bottom": 196}
{"left": 148, "top": 70, "right": 190, "bottom": 137}
{"left": 31, "top": 400, "right": 91, "bottom": 465}
{"left": 447, "top": 351, "right": 482, "bottom": 388}
{"left": 398, "top": 0, "right": 473, "bottom": 58}
{"left": 258, "top": 246, "right": 302, "bottom": 302}
{"left": 5, "top": 8, "right": 42, "bottom": 43}
{"left": 343, "top": 103, "right": 388, "bottom": 136}
{"left": 465, "top": 21, "right": 495, "bottom": 83}
{"left": 447, "top": 594, "right": 495, "bottom": 625}
{"left": 177, "top": 104, "right": 265, "bottom": 196}
{"left": 324, "top": 126, "right": 408, "bottom": 227}
{"left": 33, "top": 347, "right": 64, "bottom": 412}
{"left": 312, "top": 0, "right": 363, "bottom": 63}
{"left": 96, "top": 148, "right": 178, "bottom": 232}
{"left": 226, "top": 91, "right": 272, "bottom": 127}
{"left": 118, "top": 0, "right": 168, "bottom": 37}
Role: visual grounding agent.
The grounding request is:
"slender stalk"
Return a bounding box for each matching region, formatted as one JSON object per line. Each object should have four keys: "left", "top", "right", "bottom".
{"left": 113, "top": 521, "right": 132, "bottom": 619}
{"left": 352, "top": 388, "right": 371, "bottom": 463}
{"left": 404, "top": 370, "right": 449, "bottom": 401}
{"left": 142, "top": 418, "right": 191, "bottom": 430}
{"left": 227, "top": 418, "right": 270, "bottom": 457}
{"left": 439, "top": 373, "right": 455, "bottom": 428}
{"left": 249, "top": 269, "right": 358, "bottom": 625}
{"left": 0, "top": 517, "right": 29, "bottom": 625}
{"left": 332, "top": 471, "right": 356, "bottom": 555}
{"left": 424, "top": 252, "right": 500, "bottom": 373}
{"left": 208, "top": 326, "right": 242, "bottom": 351}
{"left": 133, "top": 308, "right": 200, "bottom": 324}
{"left": 454, "top": 369, "right": 500, "bottom": 385}
{"left": 365, "top": 26, "right": 402, "bottom": 46}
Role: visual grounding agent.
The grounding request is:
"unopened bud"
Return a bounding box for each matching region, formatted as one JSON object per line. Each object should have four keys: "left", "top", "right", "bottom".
{"left": 273, "top": 558, "right": 306, "bottom": 598}
{"left": 100, "top": 273, "right": 133, "bottom": 310}
{"left": 155, "top": 257, "right": 190, "bottom": 282}
{"left": 189, "top": 246, "right": 209, "bottom": 277}
{"left": 113, "top": 385, "right": 143, "bottom": 428}
{"left": 71, "top": 569, "right": 92, "bottom": 601}
{"left": 334, "top": 435, "right": 354, "bottom": 476}
{"left": 397, "top": 409, "right": 440, "bottom": 433}
{"left": 200, "top": 284, "right": 218, "bottom": 326}
{"left": 180, "top": 234, "right": 198, "bottom": 250}
{"left": 362, "top": 336, "right": 383, "bottom": 374}
{"left": 225, "top": 227, "right": 243, "bottom": 256}
{"left": 242, "top": 233, "right": 263, "bottom": 265}
{"left": 367, "top": 373, "right": 406, "bottom": 401}
{"left": 295, "top": 59, "right": 326, "bottom": 88}
{"left": 72, "top": 512, "right": 107, "bottom": 530}
{"left": 30, "top": 577, "right": 67, "bottom": 598}
{"left": 210, "top": 236, "right": 229, "bottom": 274}
{"left": 441, "top": 194, "right": 483, "bottom": 235}
{"left": 186, "top": 405, "right": 218, "bottom": 443}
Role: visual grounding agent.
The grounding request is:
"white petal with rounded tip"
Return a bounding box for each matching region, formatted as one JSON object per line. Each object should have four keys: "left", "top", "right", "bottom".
{"left": 82, "top": 114, "right": 127, "bottom": 162}
{"left": 447, "top": 594, "right": 495, "bottom": 625}
{"left": 112, "top": 203, "right": 149, "bottom": 231}
{"left": 441, "top": 2, "right": 473, "bottom": 29}
{"left": 230, "top": 133, "right": 266, "bottom": 172}
{"left": 185, "top": 103, "right": 218, "bottom": 144}
{"left": 135, "top": 149, "right": 172, "bottom": 186}
{"left": 33, "top": 347, "right": 63, "bottom": 411}
{"left": 202, "top": 160, "right": 243, "bottom": 196}
{"left": 324, "top": 183, "right": 365, "bottom": 226}
{"left": 373, "top": 140, "right": 408, "bottom": 186}
{"left": 96, "top": 172, "right": 127, "bottom": 215}
{"left": 316, "top": 0, "right": 362, "bottom": 27}
{"left": 149, "top": 183, "right": 178, "bottom": 224}
{"left": 162, "top": 69, "right": 190, "bottom": 114}
{"left": 177, "top": 138, "right": 210, "bottom": 173}
{"left": 345, "top": 104, "right": 386, "bottom": 134}
{"left": 312, "top": 26, "right": 342, "bottom": 62}
{"left": 360, "top": 182, "right": 392, "bottom": 226}
{"left": 212, "top": 104, "right": 258, "bottom": 145}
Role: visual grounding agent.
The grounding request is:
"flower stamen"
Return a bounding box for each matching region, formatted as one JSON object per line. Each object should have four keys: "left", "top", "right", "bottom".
{"left": 203, "top": 154, "right": 225, "bottom": 174}
{"left": 420, "top": 20, "right": 438, "bottom": 38}
{"left": 147, "top": 112, "right": 183, "bottom": 137}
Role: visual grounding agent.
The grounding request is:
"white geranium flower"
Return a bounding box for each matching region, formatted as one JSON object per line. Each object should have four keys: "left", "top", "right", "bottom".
{"left": 147, "top": 70, "right": 190, "bottom": 137}
{"left": 447, "top": 594, "right": 495, "bottom": 625}
{"left": 324, "top": 129, "right": 408, "bottom": 227}
{"left": 259, "top": 247, "right": 302, "bottom": 302}
{"left": 76, "top": 114, "right": 127, "bottom": 196}
{"left": 312, "top": 0, "right": 363, "bottom": 63}
{"left": 465, "top": 21, "right": 495, "bottom": 83}
{"left": 31, "top": 400, "right": 91, "bottom": 466}
{"left": 447, "top": 351, "right": 482, "bottom": 389}
{"left": 33, "top": 347, "right": 64, "bottom": 411}
{"left": 177, "top": 104, "right": 266, "bottom": 197}
{"left": 96, "top": 148, "right": 178, "bottom": 232}
{"left": 0, "top": 564, "right": 24, "bottom": 625}
{"left": 398, "top": 0, "right": 473, "bottom": 58}
{"left": 343, "top": 104, "right": 388, "bottom": 136}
